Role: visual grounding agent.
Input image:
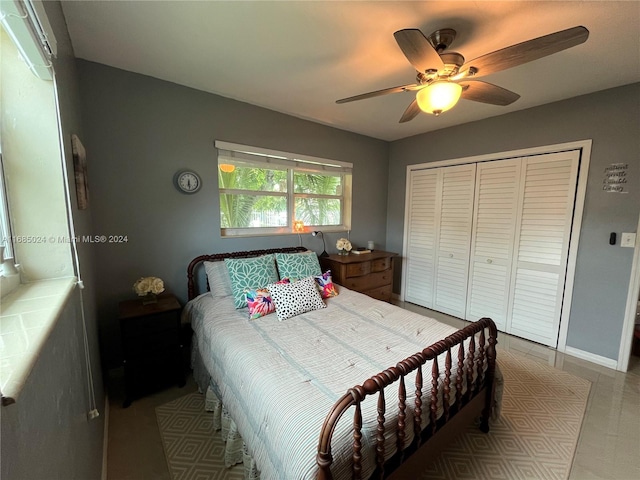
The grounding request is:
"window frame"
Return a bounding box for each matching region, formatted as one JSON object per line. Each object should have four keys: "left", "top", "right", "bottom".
{"left": 0, "top": 152, "right": 14, "bottom": 260}
{"left": 215, "top": 141, "right": 352, "bottom": 238}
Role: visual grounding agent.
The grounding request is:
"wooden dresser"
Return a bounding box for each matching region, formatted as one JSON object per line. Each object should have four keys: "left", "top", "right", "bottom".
{"left": 319, "top": 250, "right": 397, "bottom": 302}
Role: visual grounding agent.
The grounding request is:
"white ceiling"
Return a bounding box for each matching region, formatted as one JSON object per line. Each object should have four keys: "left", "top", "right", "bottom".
{"left": 60, "top": 1, "right": 640, "bottom": 141}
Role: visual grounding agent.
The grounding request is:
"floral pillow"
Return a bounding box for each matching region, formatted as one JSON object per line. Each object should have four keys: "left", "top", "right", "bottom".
{"left": 268, "top": 276, "right": 326, "bottom": 321}
{"left": 314, "top": 270, "right": 338, "bottom": 299}
{"left": 245, "top": 279, "right": 290, "bottom": 320}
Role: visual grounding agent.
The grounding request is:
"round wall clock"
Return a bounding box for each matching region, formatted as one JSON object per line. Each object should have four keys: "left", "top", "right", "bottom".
{"left": 174, "top": 170, "right": 202, "bottom": 194}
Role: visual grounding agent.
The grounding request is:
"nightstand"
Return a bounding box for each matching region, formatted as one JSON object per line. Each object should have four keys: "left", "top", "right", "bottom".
{"left": 319, "top": 251, "right": 397, "bottom": 302}
{"left": 118, "top": 292, "right": 185, "bottom": 407}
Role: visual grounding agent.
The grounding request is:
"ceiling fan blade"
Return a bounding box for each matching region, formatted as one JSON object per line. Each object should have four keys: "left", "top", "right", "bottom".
{"left": 459, "top": 80, "right": 520, "bottom": 106}
{"left": 336, "top": 83, "right": 419, "bottom": 104}
{"left": 399, "top": 99, "right": 421, "bottom": 123}
{"left": 461, "top": 26, "right": 589, "bottom": 78}
{"left": 394, "top": 29, "right": 444, "bottom": 73}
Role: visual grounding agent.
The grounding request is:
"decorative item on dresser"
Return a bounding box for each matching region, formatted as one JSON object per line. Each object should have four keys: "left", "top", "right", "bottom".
{"left": 335, "top": 237, "right": 352, "bottom": 256}
{"left": 319, "top": 250, "right": 397, "bottom": 302}
{"left": 132, "top": 275, "right": 165, "bottom": 305}
{"left": 118, "top": 292, "right": 185, "bottom": 407}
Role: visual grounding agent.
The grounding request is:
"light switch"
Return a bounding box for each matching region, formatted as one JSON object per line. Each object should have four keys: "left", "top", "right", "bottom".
{"left": 620, "top": 232, "right": 636, "bottom": 248}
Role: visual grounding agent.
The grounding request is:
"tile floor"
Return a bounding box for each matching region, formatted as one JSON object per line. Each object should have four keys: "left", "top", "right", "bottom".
{"left": 106, "top": 303, "right": 640, "bottom": 480}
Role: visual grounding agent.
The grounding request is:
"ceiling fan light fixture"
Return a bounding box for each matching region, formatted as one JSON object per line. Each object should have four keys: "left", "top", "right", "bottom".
{"left": 416, "top": 81, "right": 463, "bottom": 116}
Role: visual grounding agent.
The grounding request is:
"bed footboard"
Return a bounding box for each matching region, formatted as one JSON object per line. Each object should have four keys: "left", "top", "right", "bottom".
{"left": 316, "top": 317, "right": 497, "bottom": 480}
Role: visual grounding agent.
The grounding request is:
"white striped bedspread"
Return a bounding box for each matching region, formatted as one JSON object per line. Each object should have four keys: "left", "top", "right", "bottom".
{"left": 186, "top": 286, "right": 488, "bottom": 480}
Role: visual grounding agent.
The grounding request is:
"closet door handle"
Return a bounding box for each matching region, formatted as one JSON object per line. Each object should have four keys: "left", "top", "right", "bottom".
{"left": 449, "top": 253, "right": 454, "bottom": 258}
{"left": 486, "top": 258, "right": 493, "bottom": 264}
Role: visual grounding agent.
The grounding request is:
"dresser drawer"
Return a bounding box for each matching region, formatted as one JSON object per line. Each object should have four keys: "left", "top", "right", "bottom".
{"left": 365, "top": 285, "right": 392, "bottom": 302}
{"left": 124, "top": 329, "right": 180, "bottom": 357}
{"left": 123, "top": 347, "right": 183, "bottom": 398}
{"left": 343, "top": 270, "right": 392, "bottom": 291}
{"left": 346, "top": 261, "right": 371, "bottom": 278}
{"left": 371, "top": 257, "right": 391, "bottom": 272}
{"left": 123, "top": 311, "right": 178, "bottom": 337}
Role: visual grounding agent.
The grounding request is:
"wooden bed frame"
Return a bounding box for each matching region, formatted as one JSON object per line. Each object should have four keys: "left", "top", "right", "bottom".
{"left": 187, "top": 246, "right": 498, "bottom": 480}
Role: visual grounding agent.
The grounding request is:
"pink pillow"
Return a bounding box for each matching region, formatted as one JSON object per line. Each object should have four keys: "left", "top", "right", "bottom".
{"left": 245, "top": 279, "right": 290, "bottom": 320}
{"left": 314, "top": 270, "right": 338, "bottom": 299}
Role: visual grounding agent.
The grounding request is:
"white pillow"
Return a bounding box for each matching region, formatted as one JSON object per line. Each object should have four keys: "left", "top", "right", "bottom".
{"left": 268, "top": 276, "right": 326, "bottom": 321}
{"left": 204, "top": 260, "right": 233, "bottom": 297}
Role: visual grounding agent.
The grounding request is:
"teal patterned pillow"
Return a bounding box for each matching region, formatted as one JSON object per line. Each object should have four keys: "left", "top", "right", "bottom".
{"left": 275, "top": 252, "right": 322, "bottom": 279}
{"left": 225, "top": 255, "right": 279, "bottom": 309}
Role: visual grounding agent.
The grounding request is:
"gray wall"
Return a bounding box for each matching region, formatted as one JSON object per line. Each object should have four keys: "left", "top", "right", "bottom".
{"left": 75, "top": 61, "right": 389, "bottom": 367}
{"left": 0, "top": 3, "right": 105, "bottom": 479}
{"left": 1, "top": 290, "right": 104, "bottom": 480}
{"left": 387, "top": 83, "right": 640, "bottom": 361}
{"left": 47, "top": 0, "right": 105, "bottom": 417}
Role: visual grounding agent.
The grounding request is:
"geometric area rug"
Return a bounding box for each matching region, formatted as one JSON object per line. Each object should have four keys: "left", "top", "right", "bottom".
{"left": 419, "top": 350, "right": 591, "bottom": 480}
{"left": 157, "top": 350, "right": 590, "bottom": 480}
{"left": 156, "top": 393, "right": 244, "bottom": 480}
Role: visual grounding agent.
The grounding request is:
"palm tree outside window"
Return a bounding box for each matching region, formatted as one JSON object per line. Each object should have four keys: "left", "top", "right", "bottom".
{"left": 216, "top": 142, "right": 352, "bottom": 237}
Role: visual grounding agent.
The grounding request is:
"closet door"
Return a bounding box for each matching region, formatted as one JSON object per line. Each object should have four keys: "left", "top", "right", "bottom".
{"left": 404, "top": 169, "right": 439, "bottom": 307}
{"left": 432, "top": 164, "right": 476, "bottom": 318}
{"left": 465, "top": 160, "right": 522, "bottom": 329}
{"left": 506, "top": 151, "right": 580, "bottom": 347}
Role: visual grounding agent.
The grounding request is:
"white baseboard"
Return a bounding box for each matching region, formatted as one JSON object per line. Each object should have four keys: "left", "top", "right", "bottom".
{"left": 563, "top": 346, "right": 618, "bottom": 370}
{"left": 101, "top": 394, "right": 109, "bottom": 480}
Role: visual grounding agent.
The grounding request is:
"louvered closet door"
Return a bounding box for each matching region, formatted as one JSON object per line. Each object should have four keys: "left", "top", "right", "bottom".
{"left": 506, "top": 151, "right": 580, "bottom": 347}
{"left": 465, "top": 160, "right": 522, "bottom": 329}
{"left": 404, "top": 169, "right": 440, "bottom": 307}
{"left": 433, "top": 164, "right": 476, "bottom": 318}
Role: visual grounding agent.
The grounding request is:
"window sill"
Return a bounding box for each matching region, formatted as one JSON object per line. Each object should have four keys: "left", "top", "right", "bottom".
{"left": 220, "top": 226, "right": 350, "bottom": 238}
{"left": 0, "top": 277, "right": 76, "bottom": 406}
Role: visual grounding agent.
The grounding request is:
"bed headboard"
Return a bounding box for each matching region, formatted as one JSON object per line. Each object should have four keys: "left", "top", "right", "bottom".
{"left": 187, "top": 246, "right": 308, "bottom": 300}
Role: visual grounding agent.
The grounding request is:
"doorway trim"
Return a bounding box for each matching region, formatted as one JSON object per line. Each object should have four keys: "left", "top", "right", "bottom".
{"left": 617, "top": 211, "right": 640, "bottom": 371}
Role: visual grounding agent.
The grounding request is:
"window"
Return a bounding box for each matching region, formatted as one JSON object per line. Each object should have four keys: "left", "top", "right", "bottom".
{"left": 1, "top": 0, "right": 56, "bottom": 262}
{"left": 0, "top": 152, "right": 13, "bottom": 260}
{"left": 216, "top": 141, "right": 352, "bottom": 237}
{"left": 1, "top": 4, "right": 73, "bottom": 283}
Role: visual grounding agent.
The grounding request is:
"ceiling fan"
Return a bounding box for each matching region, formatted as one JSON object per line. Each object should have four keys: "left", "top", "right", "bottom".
{"left": 336, "top": 26, "right": 589, "bottom": 122}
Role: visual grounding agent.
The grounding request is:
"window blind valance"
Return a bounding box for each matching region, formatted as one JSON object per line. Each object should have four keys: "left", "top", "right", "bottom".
{"left": 0, "top": 0, "right": 57, "bottom": 80}
{"left": 215, "top": 142, "right": 352, "bottom": 175}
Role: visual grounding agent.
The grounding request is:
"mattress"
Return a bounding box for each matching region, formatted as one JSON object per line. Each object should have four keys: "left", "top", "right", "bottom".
{"left": 186, "top": 286, "right": 477, "bottom": 479}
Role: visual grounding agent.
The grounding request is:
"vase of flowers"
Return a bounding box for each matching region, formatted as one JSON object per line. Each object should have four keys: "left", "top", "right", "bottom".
{"left": 133, "top": 276, "right": 165, "bottom": 305}
{"left": 336, "top": 237, "right": 352, "bottom": 256}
